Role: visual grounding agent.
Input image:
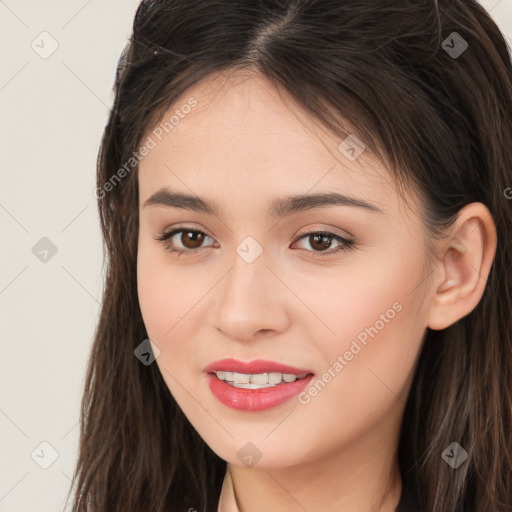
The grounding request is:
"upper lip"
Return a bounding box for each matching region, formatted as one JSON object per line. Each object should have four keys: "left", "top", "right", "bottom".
{"left": 203, "top": 358, "right": 314, "bottom": 375}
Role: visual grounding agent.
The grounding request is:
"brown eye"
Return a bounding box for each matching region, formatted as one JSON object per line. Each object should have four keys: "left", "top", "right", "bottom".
{"left": 154, "top": 227, "right": 216, "bottom": 256}
{"left": 293, "top": 230, "right": 355, "bottom": 256}
{"left": 308, "top": 233, "right": 334, "bottom": 251}
{"left": 180, "top": 230, "right": 205, "bottom": 249}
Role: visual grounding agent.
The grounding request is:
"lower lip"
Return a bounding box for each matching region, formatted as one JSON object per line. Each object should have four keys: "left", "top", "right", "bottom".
{"left": 206, "top": 373, "right": 314, "bottom": 411}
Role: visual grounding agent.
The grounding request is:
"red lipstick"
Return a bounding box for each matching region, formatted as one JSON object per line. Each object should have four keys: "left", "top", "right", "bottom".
{"left": 203, "top": 358, "right": 314, "bottom": 411}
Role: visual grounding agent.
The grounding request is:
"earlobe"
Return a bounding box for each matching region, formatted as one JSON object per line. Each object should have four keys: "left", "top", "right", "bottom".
{"left": 427, "top": 203, "right": 497, "bottom": 331}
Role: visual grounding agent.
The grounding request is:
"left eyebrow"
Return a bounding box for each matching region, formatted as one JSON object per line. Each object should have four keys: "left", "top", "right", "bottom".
{"left": 269, "top": 192, "right": 384, "bottom": 217}
{"left": 142, "top": 188, "right": 384, "bottom": 217}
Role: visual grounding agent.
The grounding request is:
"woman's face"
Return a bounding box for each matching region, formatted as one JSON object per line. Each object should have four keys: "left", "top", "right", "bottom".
{"left": 137, "top": 69, "right": 433, "bottom": 469}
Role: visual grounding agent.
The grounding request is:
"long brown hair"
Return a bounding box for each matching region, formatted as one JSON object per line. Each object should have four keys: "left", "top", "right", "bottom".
{"left": 66, "top": 1, "right": 512, "bottom": 510}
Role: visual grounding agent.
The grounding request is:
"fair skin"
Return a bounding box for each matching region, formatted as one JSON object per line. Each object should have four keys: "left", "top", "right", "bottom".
{"left": 136, "top": 69, "right": 496, "bottom": 512}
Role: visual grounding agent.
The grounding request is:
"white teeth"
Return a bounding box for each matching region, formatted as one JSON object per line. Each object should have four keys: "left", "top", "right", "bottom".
{"left": 233, "top": 372, "right": 250, "bottom": 384}
{"left": 215, "top": 370, "right": 307, "bottom": 388}
{"left": 268, "top": 372, "right": 283, "bottom": 384}
{"left": 250, "top": 373, "right": 269, "bottom": 384}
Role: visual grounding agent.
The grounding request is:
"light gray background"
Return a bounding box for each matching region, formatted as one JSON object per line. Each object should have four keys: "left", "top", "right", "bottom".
{"left": 0, "top": 1, "right": 511, "bottom": 510}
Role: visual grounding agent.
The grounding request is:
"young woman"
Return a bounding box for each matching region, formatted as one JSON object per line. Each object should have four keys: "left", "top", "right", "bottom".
{"left": 67, "top": 1, "right": 512, "bottom": 511}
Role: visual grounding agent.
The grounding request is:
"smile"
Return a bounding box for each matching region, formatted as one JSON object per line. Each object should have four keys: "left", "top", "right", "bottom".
{"left": 215, "top": 370, "right": 309, "bottom": 389}
{"left": 203, "top": 358, "right": 315, "bottom": 410}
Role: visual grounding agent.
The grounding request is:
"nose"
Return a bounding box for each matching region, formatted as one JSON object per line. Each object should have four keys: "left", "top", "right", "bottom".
{"left": 213, "top": 246, "right": 290, "bottom": 343}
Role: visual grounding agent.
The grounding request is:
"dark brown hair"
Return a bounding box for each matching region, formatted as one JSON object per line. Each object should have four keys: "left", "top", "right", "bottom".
{"left": 66, "top": 1, "right": 512, "bottom": 510}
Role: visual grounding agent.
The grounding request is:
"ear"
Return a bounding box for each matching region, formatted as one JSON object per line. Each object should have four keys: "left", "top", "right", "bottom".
{"left": 427, "top": 202, "right": 497, "bottom": 330}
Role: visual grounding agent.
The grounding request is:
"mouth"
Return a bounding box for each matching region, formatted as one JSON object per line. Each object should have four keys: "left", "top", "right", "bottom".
{"left": 205, "top": 364, "right": 316, "bottom": 411}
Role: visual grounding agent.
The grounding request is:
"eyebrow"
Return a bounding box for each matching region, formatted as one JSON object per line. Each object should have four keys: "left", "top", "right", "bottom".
{"left": 142, "top": 187, "right": 384, "bottom": 217}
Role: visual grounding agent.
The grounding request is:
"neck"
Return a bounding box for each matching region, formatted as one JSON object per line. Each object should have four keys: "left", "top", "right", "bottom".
{"left": 228, "top": 410, "right": 404, "bottom": 512}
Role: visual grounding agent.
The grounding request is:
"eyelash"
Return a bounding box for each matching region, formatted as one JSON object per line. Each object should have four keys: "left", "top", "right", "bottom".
{"left": 154, "top": 226, "right": 356, "bottom": 258}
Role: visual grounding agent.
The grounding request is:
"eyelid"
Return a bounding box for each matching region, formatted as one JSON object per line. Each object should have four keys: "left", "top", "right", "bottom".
{"left": 294, "top": 224, "right": 354, "bottom": 240}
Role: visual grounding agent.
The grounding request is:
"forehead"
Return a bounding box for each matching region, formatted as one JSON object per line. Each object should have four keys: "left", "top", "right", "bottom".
{"left": 137, "top": 69, "right": 399, "bottom": 213}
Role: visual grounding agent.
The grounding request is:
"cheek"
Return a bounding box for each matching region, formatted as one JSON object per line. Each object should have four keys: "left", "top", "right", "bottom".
{"left": 298, "top": 240, "right": 426, "bottom": 355}
{"left": 137, "top": 255, "right": 172, "bottom": 339}
{"left": 297, "top": 244, "right": 428, "bottom": 427}
{"left": 299, "top": 298, "right": 423, "bottom": 449}
{"left": 137, "top": 238, "right": 198, "bottom": 336}
{"left": 136, "top": 240, "right": 214, "bottom": 383}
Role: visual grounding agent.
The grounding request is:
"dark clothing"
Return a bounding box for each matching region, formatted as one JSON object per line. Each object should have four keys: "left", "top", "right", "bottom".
{"left": 396, "top": 472, "right": 421, "bottom": 512}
